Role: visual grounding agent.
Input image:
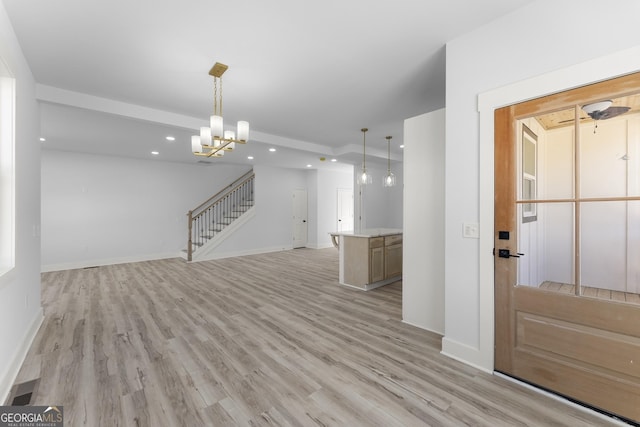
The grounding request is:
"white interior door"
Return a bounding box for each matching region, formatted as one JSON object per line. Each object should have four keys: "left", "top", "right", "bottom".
{"left": 337, "top": 188, "right": 354, "bottom": 232}
{"left": 292, "top": 189, "right": 307, "bottom": 248}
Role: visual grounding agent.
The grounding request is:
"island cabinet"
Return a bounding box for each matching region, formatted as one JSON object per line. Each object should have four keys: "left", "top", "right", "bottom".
{"left": 330, "top": 229, "right": 402, "bottom": 291}
{"left": 384, "top": 234, "right": 403, "bottom": 279}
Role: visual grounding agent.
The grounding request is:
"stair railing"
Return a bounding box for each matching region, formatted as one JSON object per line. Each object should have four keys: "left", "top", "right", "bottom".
{"left": 187, "top": 169, "right": 255, "bottom": 261}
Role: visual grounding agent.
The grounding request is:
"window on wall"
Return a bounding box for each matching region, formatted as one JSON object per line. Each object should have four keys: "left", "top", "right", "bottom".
{"left": 0, "top": 58, "right": 15, "bottom": 276}
{"left": 521, "top": 124, "right": 537, "bottom": 223}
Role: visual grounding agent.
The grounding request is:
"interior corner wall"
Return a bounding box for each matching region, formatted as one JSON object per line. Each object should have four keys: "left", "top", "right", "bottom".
{"left": 208, "top": 164, "right": 308, "bottom": 256}
{"left": 443, "top": 0, "right": 640, "bottom": 371}
{"left": 402, "top": 109, "right": 445, "bottom": 334}
{"left": 41, "top": 149, "right": 251, "bottom": 270}
{"left": 0, "top": 2, "right": 43, "bottom": 403}
{"left": 357, "top": 163, "right": 403, "bottom": 230}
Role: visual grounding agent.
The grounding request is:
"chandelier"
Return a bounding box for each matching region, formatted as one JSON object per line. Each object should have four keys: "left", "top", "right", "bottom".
{"left": 357, "top": 128, "right": 372, "bottom": 185}
{"left": 383, "top": 135, "right": 396, "bottom": 187}
{"left": 192, "top": 62, "right": 249, "bottom": 158}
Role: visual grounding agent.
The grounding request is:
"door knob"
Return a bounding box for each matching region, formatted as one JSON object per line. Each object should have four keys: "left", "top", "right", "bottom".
{"left": 498, "top": 249, "right": 524, "bottom": 258}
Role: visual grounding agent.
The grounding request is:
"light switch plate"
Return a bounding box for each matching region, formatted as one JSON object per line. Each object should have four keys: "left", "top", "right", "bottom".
{"left": 463, "top": 222, "right": 479, "bottom": 239}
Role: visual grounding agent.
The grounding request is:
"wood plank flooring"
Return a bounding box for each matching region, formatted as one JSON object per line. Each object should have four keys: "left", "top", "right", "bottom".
{"left": 10, "top": 248, "right": 621, "bottom": 426}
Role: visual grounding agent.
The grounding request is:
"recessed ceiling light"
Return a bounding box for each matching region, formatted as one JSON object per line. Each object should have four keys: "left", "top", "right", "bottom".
{"left": 330, "top": 158, "right": 337, "bottom": 162}
{"left": 306, "top": 164, "right": 312, "bottom": 168}
{"left": 247, "top": 156, "right": 254, "bottom": 160}
{"left": 268, "top": 148, "right": 276, "bottom": 152}
{"left": 400, "top": 144, "right": 405, "bottom": 148}
{"left": 39, "top": 137, "right": 46, "bottom": 142}
{"left": 165, "top": 136, "right": 175, "bottom": 141}
{"left": 151, "top": 151, "right": 159, "bottom": 155}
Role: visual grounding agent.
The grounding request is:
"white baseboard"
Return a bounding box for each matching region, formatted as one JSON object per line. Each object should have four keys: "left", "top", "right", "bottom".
{"left": 401, "top": 319, "right": 444, "bottom": 336}
{"left": 305, "top": 242, "right": 335, "bottom": 250}
{"left": 41, "top": 252, "right": 182, "bottom": 272}
{"left": 190, "top": 245, "right": 293, "bottom": 262}
{"left": 441, "top": 336, "right": 493, "bottom": 374}
{"left": 0, "top": 307, "right": 43, "bottom": 404}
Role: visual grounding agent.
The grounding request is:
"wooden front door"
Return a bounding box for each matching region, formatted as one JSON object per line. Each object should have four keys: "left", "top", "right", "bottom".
{"left": 494, "top": 72, "right": 640, "bottom": 423}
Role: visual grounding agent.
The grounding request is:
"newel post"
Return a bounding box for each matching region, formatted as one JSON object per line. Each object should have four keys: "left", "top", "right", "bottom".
{"left": 187, "top": 210, "right": 193, "bottom": 262}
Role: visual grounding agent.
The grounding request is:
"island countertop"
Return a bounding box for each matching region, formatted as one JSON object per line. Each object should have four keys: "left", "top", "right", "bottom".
{"left": 329, "top": 228, "right": 402, "bottom": 238}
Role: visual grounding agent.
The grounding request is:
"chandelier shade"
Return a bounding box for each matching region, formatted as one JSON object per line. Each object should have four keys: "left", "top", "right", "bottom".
{"left": 192, "top": 62, "right": 249, "bottom": 158}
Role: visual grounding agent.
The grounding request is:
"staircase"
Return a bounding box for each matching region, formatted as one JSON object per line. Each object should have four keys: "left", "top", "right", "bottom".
{"left": 186, "top": 170, "right": 255, "bottom": 261}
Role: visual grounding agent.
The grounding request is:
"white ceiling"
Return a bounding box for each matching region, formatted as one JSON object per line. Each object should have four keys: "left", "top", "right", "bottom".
{"left": 3, "top": 0, "right": 532, "bottom": 169}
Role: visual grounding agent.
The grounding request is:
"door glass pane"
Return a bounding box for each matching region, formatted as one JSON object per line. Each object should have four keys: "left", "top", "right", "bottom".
{"left": 517, "top": 202, "right": 574, "bottom": 291}
{"left": 581, "top": 112, "right": 627, "bottom": 198}
{"left": 520, "top": 109, "right": 575, "bottom": 201}
{"left": 581, "top": 200, "right": 640, "bottom": 304}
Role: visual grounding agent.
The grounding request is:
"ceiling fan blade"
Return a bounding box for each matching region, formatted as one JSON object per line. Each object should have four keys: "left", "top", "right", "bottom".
{"left": 594, "top": 106, "right": 631, "bottom": 120}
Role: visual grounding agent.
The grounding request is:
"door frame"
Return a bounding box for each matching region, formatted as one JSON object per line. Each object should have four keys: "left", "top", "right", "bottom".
{"left": 292, "top": 189, "right": 308, "bottom": 248}
{"left": 459, "top": 45, "right": 640, "bottom": 372}
{"left": 336, "top": 188, "right": 354, "bottom": 232}
{"left": 493, "top": 73, "right": 640, "bottom": 421}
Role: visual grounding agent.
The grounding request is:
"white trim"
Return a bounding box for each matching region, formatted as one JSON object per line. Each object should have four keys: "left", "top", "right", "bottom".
{"left": 0, "top": 307, "right": 43, "bottom": 404}
{"left": 476, "top": 45, "right": 640, "bottom": 371}
{"left": 305, "top": 242, "right": 334, "bottom": 250}
{"left": 401, "top": 319, "right": 443, "bottom": 336}
{"left": 441, "top": 336, "right": 493, "bottom": 374}
{"left": 192, "top": 245, "right": 293, "bottom": 262}
{"left": 41, "top": 252, "right": 181, "bottom": 272}
{"left": 339, "top": 276, "right": 400, "bottom": 292}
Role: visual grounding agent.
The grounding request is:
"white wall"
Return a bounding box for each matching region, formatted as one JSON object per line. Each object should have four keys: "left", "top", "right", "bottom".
{"left": 443, "top": 0, "right": 640, "bottom": 371}
{"left": 41, "top": 149, "right": 251, "bottom": 270}
{"left": 403, "top": 109, "right": 445, "bottom": 334}
{"left": 309, "top": 168, "right": 353, "bottom": 248}
{"left": 357, "top": 162, "right": 403, "bottom": 230}
{"left": 0, "top": 2, "right": 43, "bottom": 402}
{"left": 209, "top": 164, "right": 309, "bottom": 256}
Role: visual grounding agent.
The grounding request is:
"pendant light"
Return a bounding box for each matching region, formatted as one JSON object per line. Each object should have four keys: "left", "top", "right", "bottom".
{"left": 383, "top": 135, "right": 396, "bottom": 187}
{"left": 357, "top": 128, "right": 372, "bottom": 185}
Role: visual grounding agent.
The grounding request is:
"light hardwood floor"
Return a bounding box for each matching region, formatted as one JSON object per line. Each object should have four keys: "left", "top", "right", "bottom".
{"left": 9, "top": 248, "right": 621, "bottom": 426}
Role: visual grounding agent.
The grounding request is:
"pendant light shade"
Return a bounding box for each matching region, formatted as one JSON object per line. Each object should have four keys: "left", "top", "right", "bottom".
{"left": 383, "top": 135, "right": 396, "bottom": 187}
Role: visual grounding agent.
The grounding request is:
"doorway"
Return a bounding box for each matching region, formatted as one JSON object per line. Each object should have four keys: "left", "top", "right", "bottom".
{"left": 494, "top": 72, "right": 640, "bottom": 423}
{"left": 336, "top": 188, "right": 353, "bottom": 232}
{"left": 292, "top": 189, "right": 307, "bottom": 248}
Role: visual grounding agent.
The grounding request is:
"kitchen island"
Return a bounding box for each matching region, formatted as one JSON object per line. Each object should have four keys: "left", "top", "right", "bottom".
{"left": 329, "top": 228, "right": 402, "bottom": 291}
